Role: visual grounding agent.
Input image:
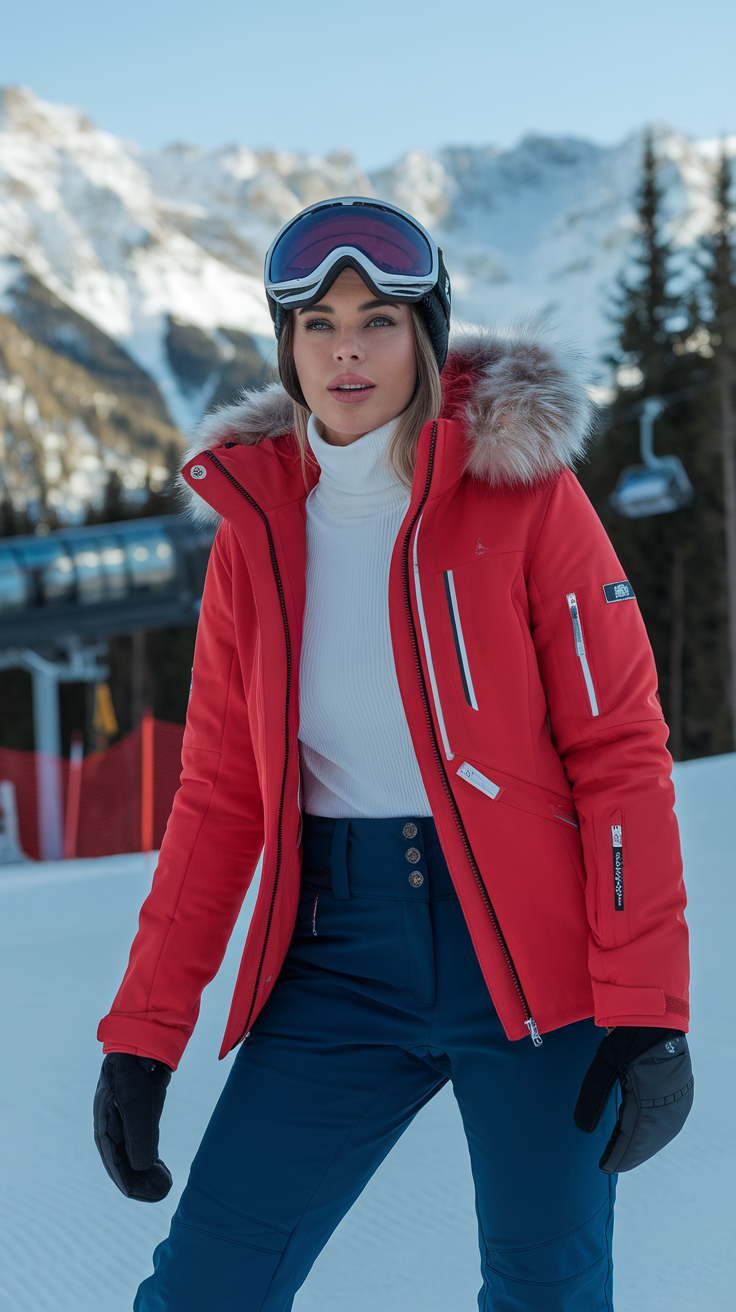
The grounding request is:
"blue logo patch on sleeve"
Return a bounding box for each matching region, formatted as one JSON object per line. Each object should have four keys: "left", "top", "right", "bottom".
{"left": 603, "top": 580, "right": 635, "bottom": 603}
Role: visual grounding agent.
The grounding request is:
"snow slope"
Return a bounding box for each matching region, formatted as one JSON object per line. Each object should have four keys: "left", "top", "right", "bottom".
{"left": 0, "top": 753, "right": 733, "bottom": 1311}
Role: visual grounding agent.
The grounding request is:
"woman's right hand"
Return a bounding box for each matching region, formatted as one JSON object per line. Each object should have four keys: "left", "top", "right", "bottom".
{"left": 93, "top": 1053, "right": 173, "bottom": 1201}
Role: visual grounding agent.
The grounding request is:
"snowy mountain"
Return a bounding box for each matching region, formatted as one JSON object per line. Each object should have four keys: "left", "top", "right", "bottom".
{"left": 0, "top": 85, "right": 733, "bottom": 519}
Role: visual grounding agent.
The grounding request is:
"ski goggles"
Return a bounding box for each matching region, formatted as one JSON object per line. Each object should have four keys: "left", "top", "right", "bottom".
{"left": 265, "top": 196, "right": 450, "bottom": 320}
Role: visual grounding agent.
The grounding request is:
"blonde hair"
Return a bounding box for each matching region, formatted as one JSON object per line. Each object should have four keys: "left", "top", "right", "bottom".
{"left": 277, "top": 306, "right": 442, "bottom": 487}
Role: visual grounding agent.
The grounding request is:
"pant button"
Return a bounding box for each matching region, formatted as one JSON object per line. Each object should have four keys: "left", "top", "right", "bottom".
{"left": 403, "top": 822, "right": 418, "bottom": 839}
{"left": 405, "top": 847, "right": 421, "bottom": 863}
{"left": 408, "top": 871, "right": 424, "bottom": 887}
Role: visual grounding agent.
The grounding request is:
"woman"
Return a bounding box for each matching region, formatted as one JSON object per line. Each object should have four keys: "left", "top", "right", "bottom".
{"left": 95, "top": 198, "right": 693, "bottom": 1311}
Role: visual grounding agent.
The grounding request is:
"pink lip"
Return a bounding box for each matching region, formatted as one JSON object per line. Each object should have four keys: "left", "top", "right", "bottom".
{"left": 328, "top": 373, "right": 376, "bottom": 404}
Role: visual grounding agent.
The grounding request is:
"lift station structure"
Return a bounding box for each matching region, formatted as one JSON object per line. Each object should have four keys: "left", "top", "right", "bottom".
{"left": 0, "top": 515, "right": 214, "bottom": 859}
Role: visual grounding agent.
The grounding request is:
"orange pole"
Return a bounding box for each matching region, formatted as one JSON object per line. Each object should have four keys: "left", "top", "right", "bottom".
{"left": 63, "top": 732, "right": 84, "bottom": 861}
{"left": 141, "top": 708, "right": 154, "bottom": 853}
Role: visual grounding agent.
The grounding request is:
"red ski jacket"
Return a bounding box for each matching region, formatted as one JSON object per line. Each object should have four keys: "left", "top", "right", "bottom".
{"left": 98, "top": 328, "right": 689, "bottom": 1070}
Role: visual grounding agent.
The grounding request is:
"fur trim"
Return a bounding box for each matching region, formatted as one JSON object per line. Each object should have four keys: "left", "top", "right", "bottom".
{"left": 178, "top": 324, "right": 594, "bottom": 523}
{"left": 193, "top": 382, "right": 295, "bottom": 451}
{"left": 177, "top": 383, "right": 295, "bottom": 526}
{"left": 444, "top": 321, "right": 594, "bottom": 487}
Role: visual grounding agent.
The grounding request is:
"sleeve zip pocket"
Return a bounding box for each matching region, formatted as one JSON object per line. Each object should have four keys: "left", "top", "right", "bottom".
{"left": 566, "top": 592, "right": 599, "bottom": 717}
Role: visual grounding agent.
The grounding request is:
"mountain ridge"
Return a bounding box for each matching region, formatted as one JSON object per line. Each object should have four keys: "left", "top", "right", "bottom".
{"left": 1, "top": 85, "right": 734, "bottom": 520}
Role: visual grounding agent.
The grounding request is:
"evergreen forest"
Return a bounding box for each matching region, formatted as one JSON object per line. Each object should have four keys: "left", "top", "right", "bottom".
{"left": 580, "top": 135, "right": 736, "bottom": 759}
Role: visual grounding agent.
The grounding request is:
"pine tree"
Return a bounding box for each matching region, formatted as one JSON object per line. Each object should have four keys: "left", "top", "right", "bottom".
{"left": 612, "top": 131, "right": 681, "bottom": 394}
{"left": 580, "top": 132, "right": 727, "bottom": 759}
{"left": 701, "top": 148, "right": 736, "bottom": 748}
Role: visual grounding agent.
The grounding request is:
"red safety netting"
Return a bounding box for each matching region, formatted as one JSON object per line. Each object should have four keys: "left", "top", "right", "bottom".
{"left": 0, "top": 719, "right": 185, "bottom": 860}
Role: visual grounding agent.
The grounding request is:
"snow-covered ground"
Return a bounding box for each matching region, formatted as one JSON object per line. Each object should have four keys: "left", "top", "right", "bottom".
{"left": 0, "top": 753, "right": 733, "bottom": 1312}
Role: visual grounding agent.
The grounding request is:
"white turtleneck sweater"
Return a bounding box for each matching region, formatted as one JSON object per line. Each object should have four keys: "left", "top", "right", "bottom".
{"left": 298, "top": 414, "right": 432, "bottom": 818}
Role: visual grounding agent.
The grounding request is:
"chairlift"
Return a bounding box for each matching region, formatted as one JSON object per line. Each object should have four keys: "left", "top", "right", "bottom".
{"left": 610, "top": 396, "right": 694, "bottom": 518}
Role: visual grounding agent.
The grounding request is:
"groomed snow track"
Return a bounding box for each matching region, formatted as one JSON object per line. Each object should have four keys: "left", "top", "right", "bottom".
{"left": 0, "top": 756, "right": 733, "bottom": 1312}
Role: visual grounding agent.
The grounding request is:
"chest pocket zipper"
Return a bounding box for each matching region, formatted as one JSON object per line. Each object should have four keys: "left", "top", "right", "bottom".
{"left": 566, "top": 593, "right": 599, "bottom": 717}
{"left": 413, "top": 513, "right": 454, "bottom": 761}
{"left": 443, "top": 570, "right": 479, "bottom": 710}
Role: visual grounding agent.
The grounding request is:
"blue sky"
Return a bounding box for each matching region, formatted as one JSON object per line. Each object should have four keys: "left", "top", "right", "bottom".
{"left": 2, "top": 0, "right": 735, "bottom": 167}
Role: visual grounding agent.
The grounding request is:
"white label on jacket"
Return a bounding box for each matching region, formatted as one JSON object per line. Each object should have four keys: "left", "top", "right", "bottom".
{"left": 457, "top": 762, "right": 501, "bottom": 799}
{"left": 611, "top": 825, "right": 624, "bottom": 911}
{"left": 603, "top": 580, "right": 635, "bottom": 603}
{"left": 190, "top": 464, "right": 207, "bottom": 479}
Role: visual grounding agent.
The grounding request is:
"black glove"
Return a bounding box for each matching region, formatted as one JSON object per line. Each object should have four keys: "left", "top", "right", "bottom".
{"left": 574, "top": 1027, "right": 693, "bottom": 1173}
{"left": 94, "top": 1052, "right": 173, "bottom": 1202}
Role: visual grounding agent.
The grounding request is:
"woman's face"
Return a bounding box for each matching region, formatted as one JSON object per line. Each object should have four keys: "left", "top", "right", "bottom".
{"left": 291, "top": 267, "right": 417, "bottom": 446}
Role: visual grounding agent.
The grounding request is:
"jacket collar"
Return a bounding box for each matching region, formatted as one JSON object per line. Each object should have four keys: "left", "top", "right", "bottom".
{"left": 179, "top": 323, "right": 594, "bottom": 526}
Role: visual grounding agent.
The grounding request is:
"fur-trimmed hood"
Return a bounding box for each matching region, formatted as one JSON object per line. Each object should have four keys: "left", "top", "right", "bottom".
{"left": 179, "top": 324, "right": 594, "bottom": 524}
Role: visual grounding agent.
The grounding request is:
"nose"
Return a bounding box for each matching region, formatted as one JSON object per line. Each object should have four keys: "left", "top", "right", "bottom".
{"left": 333, "top": 329, "right": 365, "bottom": 363}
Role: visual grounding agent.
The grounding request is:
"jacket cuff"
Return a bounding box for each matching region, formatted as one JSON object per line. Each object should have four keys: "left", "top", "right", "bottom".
{"left": 97, "top": 1014, "right": 190, "bottom": 1071}
{"left": 591, "top": 981, "right": 689, "bottom": 1031}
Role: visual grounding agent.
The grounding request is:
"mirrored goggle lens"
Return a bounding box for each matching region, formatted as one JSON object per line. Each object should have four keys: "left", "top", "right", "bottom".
{"left": 269, "top": 205, "right": 434, "bottom": 283}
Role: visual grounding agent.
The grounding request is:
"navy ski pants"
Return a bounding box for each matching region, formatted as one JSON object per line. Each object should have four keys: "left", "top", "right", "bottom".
{"left": 135, "top": 815, "right": 616, "bottom": 1311}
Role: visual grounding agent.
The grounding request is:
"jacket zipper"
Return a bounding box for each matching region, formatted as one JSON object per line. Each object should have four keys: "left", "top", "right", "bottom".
{"left": 443, "top": 569, "right": 479, "bottom": 710}
{"left": 566, "top": 592, "right": 599, "bottom": 717}
{"left": 204, "top": 450, "right": 293, "bottom": 1046}
{"left": 402, "top": 425, "right": 541, "bottom": 1046}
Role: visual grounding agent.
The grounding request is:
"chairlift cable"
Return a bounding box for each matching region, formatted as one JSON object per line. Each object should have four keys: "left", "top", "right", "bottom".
{"left": 595, "top": 374, "right": 714, "bottom": 432}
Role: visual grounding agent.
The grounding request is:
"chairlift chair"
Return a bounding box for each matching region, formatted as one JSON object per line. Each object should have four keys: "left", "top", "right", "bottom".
{"left": 610, "top": 396, "right": 694, "bottom": 518}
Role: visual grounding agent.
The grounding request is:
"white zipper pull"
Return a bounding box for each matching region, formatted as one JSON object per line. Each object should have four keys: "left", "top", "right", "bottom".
{"left": 525, "top": 1017, "right": 543, "bottom": 1047}
{"left": 566, "top": 593, "right": 586, "bottom": 657}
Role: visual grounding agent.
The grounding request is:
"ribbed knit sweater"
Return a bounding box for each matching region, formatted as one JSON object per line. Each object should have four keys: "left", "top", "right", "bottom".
{"left": 298, "top": 414, "right": 432, "bottom": 818}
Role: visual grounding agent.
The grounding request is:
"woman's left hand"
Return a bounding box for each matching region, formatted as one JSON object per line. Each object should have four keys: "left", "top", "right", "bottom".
{"left": 574, "top": 1027, "right": 694, "bottom": 1172}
